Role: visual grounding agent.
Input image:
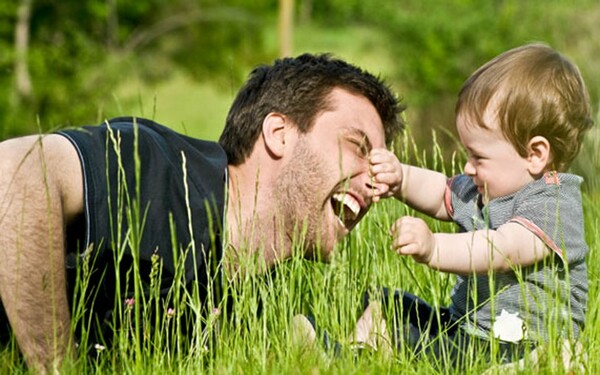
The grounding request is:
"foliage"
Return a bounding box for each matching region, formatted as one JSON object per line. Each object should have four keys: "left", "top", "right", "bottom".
{"left": 306, "top": 0, "right": 600, "bottom": 188}
{"left": 0, "top": 0, "right": 272, "bottom": 138}
{"left": 309, "top": 0, "right": 598, "bottom": 105}
{"left": 2, "top": 1, "right": 599, "bottom": 188}
{"left": 0, "top": 2, "right": 18, "bottom": 137}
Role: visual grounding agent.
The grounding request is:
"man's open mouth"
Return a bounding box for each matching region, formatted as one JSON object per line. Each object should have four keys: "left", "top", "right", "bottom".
{"left": 331, "top": 192, "right": 361, "bottom": 229}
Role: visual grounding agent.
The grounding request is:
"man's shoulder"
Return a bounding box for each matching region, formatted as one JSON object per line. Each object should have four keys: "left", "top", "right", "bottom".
{"left": 59, "top": 116, "right": 227, "bottom": 166}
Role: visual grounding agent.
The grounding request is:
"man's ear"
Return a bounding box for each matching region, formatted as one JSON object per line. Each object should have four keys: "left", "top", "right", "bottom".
{"left": 262, "top": 113, "right": 288, "bottom": 159}
{"left": 527, "top": 136, "right": 551, "bottom": 175}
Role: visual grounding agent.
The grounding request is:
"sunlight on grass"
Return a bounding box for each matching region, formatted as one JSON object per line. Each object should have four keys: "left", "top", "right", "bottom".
{"left": 106, "top": 72, "right": 234, "bottom": 141}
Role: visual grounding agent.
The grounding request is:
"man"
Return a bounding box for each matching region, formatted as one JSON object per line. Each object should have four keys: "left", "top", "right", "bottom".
{"left": 0, "top": 53, "right": 404, "bottom": 373}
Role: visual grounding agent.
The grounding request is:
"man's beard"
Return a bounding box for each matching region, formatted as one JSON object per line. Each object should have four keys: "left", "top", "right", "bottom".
{"left": 273, "top": 141, "right": 331, "bottom": 260}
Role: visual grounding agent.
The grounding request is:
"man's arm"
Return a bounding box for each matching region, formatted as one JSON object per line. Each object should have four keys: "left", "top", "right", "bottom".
{"left": 392, "top": 218, "right": 552, "bottom": 274}
{"left": 0, "top": 134, "right": 83, "bottom": 373}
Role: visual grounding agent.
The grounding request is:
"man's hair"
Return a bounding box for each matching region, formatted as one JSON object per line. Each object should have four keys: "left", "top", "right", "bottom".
{"left": 219, "top": 53, "right": 405, "bottom": 165}
{"left": 456, "top": 43, "right": 593, "bottom": 171}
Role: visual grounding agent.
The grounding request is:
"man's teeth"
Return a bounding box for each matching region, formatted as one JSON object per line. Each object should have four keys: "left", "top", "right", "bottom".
{"left": 332, "top": 193, "right": 360, "bottom": 221}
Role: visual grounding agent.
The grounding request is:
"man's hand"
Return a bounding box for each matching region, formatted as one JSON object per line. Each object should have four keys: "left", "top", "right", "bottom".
{"left": 390, "top": 216, "right": 436, "bottom": 265}
{"left": 368, "top": 148, "right": 403, "bottom": 202}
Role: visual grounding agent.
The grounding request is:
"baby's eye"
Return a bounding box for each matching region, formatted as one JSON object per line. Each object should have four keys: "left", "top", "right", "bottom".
{"left": 465, "top": 149, "right": 483, "bottom": 161}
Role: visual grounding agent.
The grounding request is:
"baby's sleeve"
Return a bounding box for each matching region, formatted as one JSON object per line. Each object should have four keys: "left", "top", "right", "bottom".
{"left": 509, "top": 176, "right": 587, "bottom": 264}
{"left": 445, "top": 175, "right": 479, "bottom": 231}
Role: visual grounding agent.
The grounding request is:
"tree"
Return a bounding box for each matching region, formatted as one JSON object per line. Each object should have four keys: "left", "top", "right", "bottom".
{"left": 14, "top": 0, "right": 32, "bottom": 102}
{"left": 278, "top": 0, "right": 294, "bottom": 57}
{"left": 0, "top": 0, "right": 273, "bottom": 138}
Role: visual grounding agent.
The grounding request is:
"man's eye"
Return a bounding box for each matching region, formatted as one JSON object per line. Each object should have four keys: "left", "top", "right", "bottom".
{"left": 359, "top": 144, "right": 369, "bottom": 158}
{"left": 350, "top": 139, "right": 369, "bottom": 158}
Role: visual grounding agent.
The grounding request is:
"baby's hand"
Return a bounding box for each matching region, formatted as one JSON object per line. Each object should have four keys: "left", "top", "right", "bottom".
{"left": 390, "top": 216, "right": 435, "bottom": 265}
{"left": 369, "top": 148, "right": 402, "bottom": 202}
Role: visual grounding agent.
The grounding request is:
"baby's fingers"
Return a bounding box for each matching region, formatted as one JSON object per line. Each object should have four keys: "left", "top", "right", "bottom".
{"left": 370, "top": 161, "right": 395, "bottom": 176}
{"left": 394, "top": 242, "right": 419, "bottom": 256}
{"left": 369, "top": 182, "right": 391, "bottom": 202}
{"left": 369, "top": 182, "right": 390, "bottom": 195}
{"left": 391, "top": 217, "right": 413, "bottom": 240}
{"left": 392, "top": 226, "right": 418, "bottom": 256}
{"left": 368, "top": 148, "right": 392, "bottom": 161}
{"left": 373, "top": 171, "right": 400, "bottom": 185}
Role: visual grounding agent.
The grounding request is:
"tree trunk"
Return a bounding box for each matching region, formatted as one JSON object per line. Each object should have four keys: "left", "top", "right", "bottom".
{"left": 106, "top": 0, "right": 118, "bottom": 49}
{"left": 14, "top": 0, "right": 33, "bottom": 101}
{"left": 299, "top": 0, "right": 312, "bottom": 25}
{"left": 278, "top": 0, "right": 293, "bottom": 57}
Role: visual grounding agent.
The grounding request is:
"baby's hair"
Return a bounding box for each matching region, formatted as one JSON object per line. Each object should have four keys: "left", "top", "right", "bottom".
{"left": 456, "top": 43, "right": 593, "bottom": 171}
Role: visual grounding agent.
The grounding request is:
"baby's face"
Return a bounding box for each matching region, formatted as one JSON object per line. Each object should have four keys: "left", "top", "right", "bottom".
{"left": 456, "top": 107, "right": 535, "bottom": 203}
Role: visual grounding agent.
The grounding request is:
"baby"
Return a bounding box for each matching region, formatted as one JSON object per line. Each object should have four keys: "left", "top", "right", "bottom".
{"left": 367, "top": 43, "right": 593, "bottom": 367}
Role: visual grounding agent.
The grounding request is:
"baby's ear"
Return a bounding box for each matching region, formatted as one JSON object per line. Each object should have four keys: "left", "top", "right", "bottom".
{"left": 526, "top": 136, "right": 551, "bottom": 175}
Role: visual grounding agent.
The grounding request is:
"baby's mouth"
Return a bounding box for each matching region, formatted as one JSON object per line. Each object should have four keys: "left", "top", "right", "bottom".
{"left": 331, "top": 192, "right": 361, "bottom": 230}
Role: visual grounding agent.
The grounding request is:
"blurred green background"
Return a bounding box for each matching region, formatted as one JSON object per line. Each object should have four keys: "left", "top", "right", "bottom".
{"left": 1, "top": 0, "right": 598, "bottom": 189}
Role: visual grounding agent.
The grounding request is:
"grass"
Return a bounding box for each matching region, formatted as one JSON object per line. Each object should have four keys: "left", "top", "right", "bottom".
{"left": 1, "top": 125, "right": 598, "bottom": 374}
{"left": 103, "top": 71, "right": 236, "bottom": 141}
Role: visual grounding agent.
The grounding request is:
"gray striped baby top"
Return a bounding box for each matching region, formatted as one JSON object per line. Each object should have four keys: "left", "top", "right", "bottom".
{"left": 444, "top": 172, "right": 588, "bottom": 342}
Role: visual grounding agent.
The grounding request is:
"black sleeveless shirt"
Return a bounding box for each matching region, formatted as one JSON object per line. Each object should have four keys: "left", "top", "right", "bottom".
{"left": 58, "top": 117, "right": 227, "bottom": 339}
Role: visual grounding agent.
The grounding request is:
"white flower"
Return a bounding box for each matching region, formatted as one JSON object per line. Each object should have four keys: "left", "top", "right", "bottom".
{"left": 492, "top": 309, "right": 525, "bottom": 343}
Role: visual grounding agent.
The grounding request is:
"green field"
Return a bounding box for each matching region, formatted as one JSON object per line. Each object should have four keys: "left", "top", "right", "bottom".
{"left": 1, "top": 130, "right": 598, "bottom": 374}
{"left": 2, "top": 9, "right": 600, "bottom": 374}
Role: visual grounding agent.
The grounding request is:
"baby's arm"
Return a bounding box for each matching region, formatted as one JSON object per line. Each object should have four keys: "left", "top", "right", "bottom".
{"left": 392, "top": 218, "right": 552, "bottom": 274}
{"left": 369, "top": 148, "right": 450, "bottom": 220}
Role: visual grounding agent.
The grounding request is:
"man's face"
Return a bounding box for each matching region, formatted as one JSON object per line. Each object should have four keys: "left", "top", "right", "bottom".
{"left": 273, "top": 88, "right": 386, "bottom": 260}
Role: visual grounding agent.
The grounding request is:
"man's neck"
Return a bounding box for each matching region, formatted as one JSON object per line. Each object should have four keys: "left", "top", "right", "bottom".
{"left": 224, "top": 164, "right": 284, "bottom": 278}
